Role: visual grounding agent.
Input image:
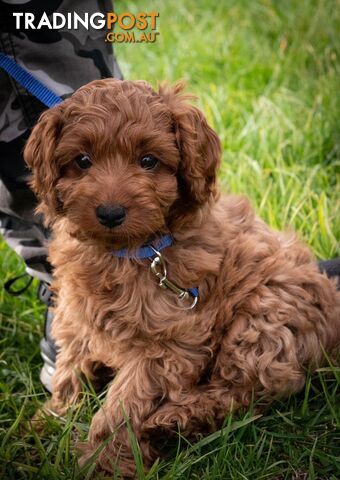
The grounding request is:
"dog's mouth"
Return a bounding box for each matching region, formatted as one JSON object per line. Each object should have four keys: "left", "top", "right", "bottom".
{"left": 63, "top": 201, "right": 168, "bottom": 249}
{"left": 69, "top": 226, "right": 126, "bottom": 243}
{"left": 68, "top": 222, "right": 165, "bottom": 251}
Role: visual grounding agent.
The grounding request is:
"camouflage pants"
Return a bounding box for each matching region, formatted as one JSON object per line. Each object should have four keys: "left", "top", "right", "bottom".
{"left": 0, "top": 0, "right": 122, "bottom": 283}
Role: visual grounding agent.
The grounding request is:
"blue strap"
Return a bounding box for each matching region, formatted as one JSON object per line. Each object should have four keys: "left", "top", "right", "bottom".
{"left": 112, "top": 234, "right": 199, "bottom": 299}
{"left": 112, "top": 234, "right": 174, "bottom": 259}
{"left": 187, "top": 287, "right": 199, "bottom": 298}
{"left": 0, "top": 53, "right": 63, "bottom": 108}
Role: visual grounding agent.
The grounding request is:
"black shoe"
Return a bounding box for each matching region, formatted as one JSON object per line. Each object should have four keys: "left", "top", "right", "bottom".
{"left": 319, "top": 258, "right": 340, "bottom": 289}
{"left": 37, "top": 281, "right": 58, "bottom": 393}
{"left": 4, "top": 275, "right": 58, "bottom": 392}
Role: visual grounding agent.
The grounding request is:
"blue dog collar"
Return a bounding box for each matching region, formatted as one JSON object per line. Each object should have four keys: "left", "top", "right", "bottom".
{"left": 112, "top": 234, "right": 199, "bottom": 305}
{"left": 112, "top": 234, "right": 173, "bottom": 259}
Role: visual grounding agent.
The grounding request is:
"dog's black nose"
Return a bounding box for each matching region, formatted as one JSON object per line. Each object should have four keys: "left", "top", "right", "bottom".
{"left": 96, "top": 205, "right": 126, "bottom": 228}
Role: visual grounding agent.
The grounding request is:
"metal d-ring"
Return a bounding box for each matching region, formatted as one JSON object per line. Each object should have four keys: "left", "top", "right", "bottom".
{"left": 149, "top": 247, "right": 198, "bottom": 309}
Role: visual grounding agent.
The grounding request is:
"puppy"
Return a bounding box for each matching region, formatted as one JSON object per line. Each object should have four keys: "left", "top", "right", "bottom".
{"left": 24, "top": 79, "right": 340, "bottom": 477}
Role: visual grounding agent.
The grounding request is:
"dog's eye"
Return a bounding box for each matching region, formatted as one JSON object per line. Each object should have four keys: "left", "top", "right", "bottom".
{"left": 75, "top": 154, "right": 92, "bottom": 170}
{"left": 140, "top": 155, "right": 159, "bottom": 170}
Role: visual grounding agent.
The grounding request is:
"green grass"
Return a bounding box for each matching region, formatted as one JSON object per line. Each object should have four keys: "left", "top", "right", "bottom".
{"left": 1, "top": 0, "right": 340, "bottom": 478}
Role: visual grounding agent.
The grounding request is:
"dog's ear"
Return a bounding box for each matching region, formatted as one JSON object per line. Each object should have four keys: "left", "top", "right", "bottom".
{"left": 24, "top": 105, "right": 64, "bottom": 224}
{"left": 159, "top": 81, "right": 221, "bottom": 206}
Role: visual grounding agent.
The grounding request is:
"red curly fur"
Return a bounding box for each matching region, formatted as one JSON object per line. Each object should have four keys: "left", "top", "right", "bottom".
{"left": 24, "top": 79, "right": 340, "bottom": 477}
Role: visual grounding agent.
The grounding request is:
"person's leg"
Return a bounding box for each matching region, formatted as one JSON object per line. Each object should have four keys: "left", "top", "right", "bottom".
{"left": 0, "top": 0, "right": 122, "bottom": 392}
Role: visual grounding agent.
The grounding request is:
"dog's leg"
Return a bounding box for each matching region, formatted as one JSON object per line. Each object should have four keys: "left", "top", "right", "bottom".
{"left": 142, "top": 385, "right": 238, "bottom": 439}
{"left": 143, "top": 309, "right": 318, "bottom": 438}
{"left": 78, "top": 346, "right": 209, "bottom": 477}
{"left": 77, "top": 357, "right": 159, "bottom": 477}
{"left": 30, "top": 344, "right": 90, "bottom": 432}
{"left": 41, "top": 340, "right": 98, "bottom": 417}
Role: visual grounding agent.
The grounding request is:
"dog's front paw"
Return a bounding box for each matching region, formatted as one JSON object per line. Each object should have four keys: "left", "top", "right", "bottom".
{"left": 143, "top": 405, "right": 189, "bottom": 434}
{"left": 28, "top": 399, "right": 66, "bottom": 435}
{"left": 77, "top": 440, "right": 137, "bottom": 478}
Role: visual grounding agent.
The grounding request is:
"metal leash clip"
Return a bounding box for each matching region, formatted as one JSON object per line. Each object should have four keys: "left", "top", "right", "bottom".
{"left": 149, "top": 247, "right": 198, "bottom": 310}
